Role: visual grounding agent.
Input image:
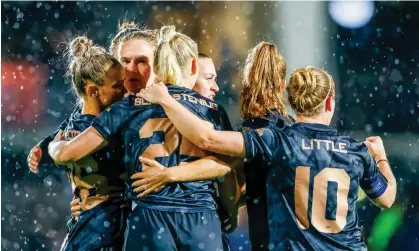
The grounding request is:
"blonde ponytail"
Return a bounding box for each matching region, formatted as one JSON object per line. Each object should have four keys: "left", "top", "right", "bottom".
{"left": 240, "top": 42, "right": 288, "bottom": 119}
{"left": 154, "top": 25, "right": 198, "bottom": 86}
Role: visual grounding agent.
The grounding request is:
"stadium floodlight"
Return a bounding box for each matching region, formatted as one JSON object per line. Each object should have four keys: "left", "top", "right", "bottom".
{"left": 328, "top": 1, "right": 375, "bottom": 29}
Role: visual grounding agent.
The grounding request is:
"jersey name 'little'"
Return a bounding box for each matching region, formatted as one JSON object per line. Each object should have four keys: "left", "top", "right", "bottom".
{"left": 301, "top": 139, "right": 347, "bottom": 153}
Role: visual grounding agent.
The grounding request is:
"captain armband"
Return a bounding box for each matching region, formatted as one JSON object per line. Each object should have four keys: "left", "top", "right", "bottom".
{"left": 361, "top": 172, "right": 388, "bottom": 199}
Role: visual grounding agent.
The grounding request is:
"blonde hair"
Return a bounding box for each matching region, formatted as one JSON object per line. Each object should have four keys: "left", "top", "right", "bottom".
{"left": 154, "top": 25, "right": 198, "bottom": 86}
{"left": 240, "top": 42, "right": 288, "bottom": 120}
{"left": 66, "top": 36, "right": 120, "bottom": 100}
{"left": 287, "top": 66, "right": 335, "bottom": 117}
{"left": 109, "top": 20, "right": 158, "bottom": 58}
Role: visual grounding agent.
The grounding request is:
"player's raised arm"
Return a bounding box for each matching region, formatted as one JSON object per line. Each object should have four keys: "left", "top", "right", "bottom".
{"left": 48, "top": 126, "right": 108, "bottom": 165}
{"left": 138, "top": 83, "right": 246, "bottom": 157}
{"left": 362, "top": 136, "right": 397, "bottom": 209}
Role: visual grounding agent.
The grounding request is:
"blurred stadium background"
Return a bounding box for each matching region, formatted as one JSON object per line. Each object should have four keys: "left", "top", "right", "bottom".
{"left": 2, "top": 1, "right": 419, "bottom": 250}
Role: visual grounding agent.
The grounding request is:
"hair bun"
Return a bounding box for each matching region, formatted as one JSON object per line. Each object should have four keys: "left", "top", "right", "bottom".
{"left": 158, "top": 25, "right": 177, "bottom": 44}
{"left": 288, "top": 66, "right": 334, "bottom": 116}
{"left": 288, "top": 68, "right": 315, "bottom": 111}
{"left": 296, "top": 68, "right": 318, "bottom": 92}
{"left": 69, "top": 36, "right": 93, "bottom": 58}
{"left": 304, "top": 66, "right": 319, "bottom": 92}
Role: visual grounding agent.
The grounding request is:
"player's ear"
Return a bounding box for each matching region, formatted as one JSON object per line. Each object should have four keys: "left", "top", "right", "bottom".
{"left": 191, "top": 58, "right": 198, "bottom": 76}
{"left": 86, "top": 82, "right": 99, "bottom": 99}
{"left": 281, "top": 79, "right": 286, "bottom": 89}
{"left": 325, "top": 96, "right": 332, "bottom": 112}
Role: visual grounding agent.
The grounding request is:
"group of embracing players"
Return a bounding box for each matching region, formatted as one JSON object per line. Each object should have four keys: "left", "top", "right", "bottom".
{"left": 27, "top": 21, "right": 396, "bottom": 251}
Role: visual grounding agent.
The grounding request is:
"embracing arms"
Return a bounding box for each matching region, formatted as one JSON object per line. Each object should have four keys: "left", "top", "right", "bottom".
{"left": 48, "top": 127, "right": 108, "bottom": 165}
{"left": 131, "top": 155, "right": 233, "bottom": 197}
{"left": 138, "top": 83, "right": 246, "bottom": 157}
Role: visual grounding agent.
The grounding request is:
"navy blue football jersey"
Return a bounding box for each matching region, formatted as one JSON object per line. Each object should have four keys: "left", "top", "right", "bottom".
{"left": 242, "top": 122, "right": 387, "bottom": 251}
{"left": 61, "top": 111, "right": 126, "bottom": 211}
{"left": 91, "top": 85, "right": 233, "bottom": 212}
{"left": 241, "top": 111, "right": 292, "bottom": 250}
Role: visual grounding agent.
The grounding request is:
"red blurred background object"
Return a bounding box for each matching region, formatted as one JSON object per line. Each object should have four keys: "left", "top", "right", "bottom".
{"left": 1, "top": 60, "right": 48, "bottom": 127}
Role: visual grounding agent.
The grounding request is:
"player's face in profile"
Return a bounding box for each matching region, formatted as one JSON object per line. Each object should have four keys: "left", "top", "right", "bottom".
{"left": 97, "top": 65, "right": 126, "bottom": 109}
{"left": 119, "top": 38, "right": 155, "bottom": 93}
{"left": 193, "top": 58, "right": 219, "bottom": 100}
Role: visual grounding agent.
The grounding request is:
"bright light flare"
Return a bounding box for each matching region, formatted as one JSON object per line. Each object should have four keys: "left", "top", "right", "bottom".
{"left": 328, "top": 1, "right": 375, "bottom": 29}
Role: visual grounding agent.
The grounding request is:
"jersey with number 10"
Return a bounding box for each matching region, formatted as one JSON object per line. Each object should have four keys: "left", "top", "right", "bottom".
{"left": 242, "top": 122, "right": 388, "bottom": 251}
{"left": 92, "top": 85, "right": 232, "bottom": 213}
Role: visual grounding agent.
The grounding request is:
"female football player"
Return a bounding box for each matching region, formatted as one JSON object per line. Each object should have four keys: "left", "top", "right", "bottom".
{"left": 27, "top": 23, "right": 160, "bottom": 249}
{"left": 138, "top": 64, "right": 397, "bottom": 250}
{"left": 192, "top": 52, "right": 220, "bottom": 100}
{"left": 109, "top": 21, "right": 157, "bottom": 92}
{"left": 130, "top": 51, "right": 242, "bottom": 250}
{"left": 48, "top": 25, "right": 237, "bottom": 250}
{"left": 239, "top": 42, "right": 291, "bottom": 250}
{"left": 51, "top": 36, "right": 128, "bottom": 251}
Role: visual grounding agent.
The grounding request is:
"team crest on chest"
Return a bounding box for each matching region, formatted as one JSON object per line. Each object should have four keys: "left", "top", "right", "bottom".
{"left": 256, "top": 128, "right": 265, "bottom": 136}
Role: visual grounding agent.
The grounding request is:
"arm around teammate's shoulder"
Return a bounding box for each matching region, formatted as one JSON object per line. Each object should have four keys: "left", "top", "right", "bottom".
{"left": 48, "top": 127, "right": 108, "bottom": 165}
{"left": 137, "top": 83, "right": 246, "bottom": 157}
{"left": 363, "top": 136, "right": 397, "bottom": 209}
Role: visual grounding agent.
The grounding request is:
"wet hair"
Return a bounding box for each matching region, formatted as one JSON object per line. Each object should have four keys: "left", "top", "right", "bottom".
{"left": 109, "top": 20, "right": 158, "bottom": 58}
{"left": 153, "top": 25, "right": 198, "bottom": 86}
{"left": 240, "top": 42, "right": 288, "bottom": 119}
{"left": 66, "top": 36, "right": 120, "bottom": 100}
{"left": 287, "top": 66, "right": 335, "bottom": 117}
